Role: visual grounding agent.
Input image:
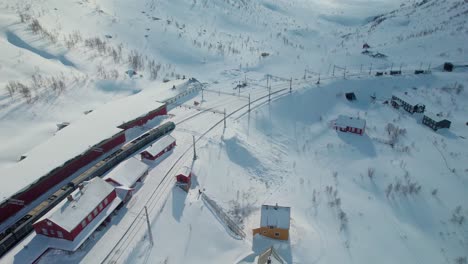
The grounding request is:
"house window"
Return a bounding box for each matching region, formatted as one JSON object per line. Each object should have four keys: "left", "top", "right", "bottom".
{"left": 275, "top": 232, "right": 280, "bottom": 237}
{"left": 47, "top": 221, "right": 52, "bottom": 226}
{"left": 104, "top": 198, "right": 108, "bottom": 205}
{"left": 94, "top": 208, "right": 98, "bottom": 216}
{"left": 81, "top": 220, "right": 87, "bottom": 228}
{"left": 99, "top": 204, "right": 103, "bottom": 210}
{"left": 88, "top": 214, "right": 92, "bottom": 222}
{"left": 269, "top": 226, "right": 274, "bottom": 229}
{"left": 42, "top": 228, "right": 48, "bottom": 235}
{"left": 57, "top": 231, "right": 63, "bottom": 238}
{"left": 50, "top": 229, "right": 55, "bottom": 235}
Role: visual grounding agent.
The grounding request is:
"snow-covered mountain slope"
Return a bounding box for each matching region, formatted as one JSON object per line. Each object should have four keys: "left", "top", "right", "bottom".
{"left": 0, "top": 0, "right": 467, "bottom": 263}
{"left": 1, "top": 0, "right": 466, "bottom": 165}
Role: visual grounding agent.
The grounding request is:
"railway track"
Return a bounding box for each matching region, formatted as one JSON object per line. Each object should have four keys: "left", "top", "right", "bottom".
{"left": 101, "top": 82, "right": 297, "bottom": 263}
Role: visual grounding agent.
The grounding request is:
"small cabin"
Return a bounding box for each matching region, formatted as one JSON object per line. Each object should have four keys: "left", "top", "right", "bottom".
{"left": 391, "top": 93, "right": 425, "bottom": 114}
{"left": 253, "top": 204, "right": 291, "bottom": 241}
{"left": 443, "top": 62, "right": 454, "bottom": 72}
{"left": 345, "top": 92, "right": 356, "bottom": 101}
{"left": 175, "top": 166, "right": 192, "bottom": 192}
{"left": 141, "top": 135, "right": 176, "bottom": 161}
{"left": 422, "top": 112, "right": 451, "bottom": 131}
{"left": 333, "top": 115, "right": 366, "bottom": 135}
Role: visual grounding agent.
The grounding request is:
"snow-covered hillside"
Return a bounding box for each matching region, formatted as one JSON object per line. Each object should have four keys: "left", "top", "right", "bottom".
{"left": 1, "top": 0, "right": 467, "bottom": 263}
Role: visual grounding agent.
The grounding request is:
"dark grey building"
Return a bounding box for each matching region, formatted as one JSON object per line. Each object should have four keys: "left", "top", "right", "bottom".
{"left": 391, "top": 93, "right": 425, "bottom": 114}
{"left": 422, "top": 112, "right": 451, "bottom": 131}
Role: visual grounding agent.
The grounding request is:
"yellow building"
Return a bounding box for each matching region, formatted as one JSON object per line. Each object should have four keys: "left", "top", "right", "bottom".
{"left": 253, "top": 204, "right": 291, "bottom": 240}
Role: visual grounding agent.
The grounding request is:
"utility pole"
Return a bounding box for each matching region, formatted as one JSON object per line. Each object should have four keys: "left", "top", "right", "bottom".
{"left": 201, "top": 88, "right": 204, "bottom": 102}
{"left": 369, "top": 63, "right": 373, "bottom": 75}
{"left": 224, "top": 108, "right": 227, "bottom": 128}
{"left": 343, "top": 66, "right": 346, "bottom": 79}
{"left": 266, "top": 74, "right": 269, "bottom": 90}
{"left": 144, "top": 206, "right": 153, "bottom": 246}
{"left": 304, "top": 69, "right": 307, "bottom": 80}
{"left": 289, "top": 78, "right": 292, "bottom": 93}
{"left": 193, "top": 135, "right": 197, "bottom": 160}
{"left": 332, "top": 65, "right": 335, "bottom": 76}
{"left": 268, "top": 86, "right": 271, "bottom": 102}
{"left": 316, "top": 73, "right": 320, "bottom": 85}
{"left": 248, "top": 94, "right": 251, "bottom": 112}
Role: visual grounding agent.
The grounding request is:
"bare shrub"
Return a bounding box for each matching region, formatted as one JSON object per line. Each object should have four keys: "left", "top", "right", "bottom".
{"left": 367, "top": 167, "right": 375, "bottom": 179}
{"left": 28, "top": 19, "right": 43, "bottom": 34}
{"left": 128, "top": 50, "right": 145, "bottom": 71}
{"left": 5, "top": 81, "right": 17, "bottom": 97}
{"left": 385, "top": 123, "right": 407, "bottom": 147}
{"left": 18, "top": 82, "right": 32, "bottom": 102}
{"left": 85, "top": 37, "right": 108, "bottom": 54}
{"left": 148, "top": 59, "right": 161, "bottom": 80}
{"left": 451, "top": 206, "right": 465, "bottom": 225}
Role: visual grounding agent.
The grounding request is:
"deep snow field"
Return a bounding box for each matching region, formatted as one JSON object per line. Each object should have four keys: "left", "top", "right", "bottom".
{"left": 1, "top": 0, "right": 468, "bottom": 263}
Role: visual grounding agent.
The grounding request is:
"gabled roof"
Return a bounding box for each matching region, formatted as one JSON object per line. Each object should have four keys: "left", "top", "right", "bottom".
{"left": 143, "top": 135, "right": 176, "bottom": 156}
{"left": 257, "top": 246, "right": 286, "bottom": 264}
{"left": 335, "top": 115, "right": 366, "bottom": 129}
{"left": 392, "top": 92, "right": 419, "bottom": 106}
{"left": 103, "top": 157, "right": 149, "bottom": 187}
{"left": 45, "top": 177, "right": 115, "bottom": 232}
{"left": 260, "top": 204, "right": 291, "bottom": 229}
{"left": 424, "top": 111, "right": 450, "bottom": 122}
{"left": 176, "top": 166, "right": 191, "bottom": 177}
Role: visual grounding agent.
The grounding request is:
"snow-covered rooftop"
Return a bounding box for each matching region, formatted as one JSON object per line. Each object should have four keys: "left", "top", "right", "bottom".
{"left": 256, "top": 246, "right": 287, "bottom": 264}
{"left": 260, "top": 204, "right": 291, "bottom": 229}
{"left": 0, "top": 80, "right": 187, "bottom": 204}
{"left": 144, "top": 134, "right": 176, "bottom": 156}
{"left": 44, "top": 177, "right": 115, "bottom": 232}
{"left": 176, "top": 166, "right": 191, "bottom": 176}
{"left": 424, "top": 111, "right": 449, "bottom": 122}
{"left": 335, "top": 115, "right": 366, "bottom": 129}
{"left": 392, "top": 92, "right": 420, "bottom": 106}
{"left": 103, "top": 157, "right": 149, "bottom": 188}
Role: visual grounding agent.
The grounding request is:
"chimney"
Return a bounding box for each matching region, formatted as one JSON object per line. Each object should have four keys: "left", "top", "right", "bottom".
{"left": 78, "top": 184, "right": 84, "bottom": 194}
{"left": 67, "top": 195, "right": 73, "bottom": 202}
{"left": 274, "top": 203, "right": 278, "bottom": 210}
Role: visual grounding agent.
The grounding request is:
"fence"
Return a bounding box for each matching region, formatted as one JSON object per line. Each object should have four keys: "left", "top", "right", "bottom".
{"left": 162, "top": 79, "right": 203, "bottom": 105}
{"left": 201, "top": 193, "right": 246, "bottom": 239}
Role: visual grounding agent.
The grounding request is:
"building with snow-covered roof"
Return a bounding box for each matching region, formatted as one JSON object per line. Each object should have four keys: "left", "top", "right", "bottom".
{"left": 422, "top": 112, "right": 451, "bottom": 131}
{"left": 0, "top": 82, "right": 171, "bottom": 227}
{"left": 253, "top": 204, "right": 291, "bottom": 240}
{"left": 32, "top": 177, "right": 123, "bottom": 248}
{"left": 391, "top": 92, "right": 425, "bottom": 114}
{"left": 140, "top": 135, "right": 176, "bottom": 161}
{"left": 256, "top": 246, "right": 287, "bottom": 264}
{"left": 333, "top": 115, "right": 366, "bottom": 135}
{"left": 175, "top": 166, "right": 192, "bottom": 192}
{"left": 103, "top": 157, "right": 149, "bottom": 188}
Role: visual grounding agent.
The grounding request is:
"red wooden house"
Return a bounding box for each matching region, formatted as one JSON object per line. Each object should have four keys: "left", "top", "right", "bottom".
{"left": 140, "top": 135, "right": 176, "bottom": 161}
{"left": 32, "top": 178, "right": 122, "bottom": 245}
{"left": 333, "top": 115, "right": 366, "bottom": 135}
{"left": 175, "top": 166, "right": 192, "bottom": 192}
